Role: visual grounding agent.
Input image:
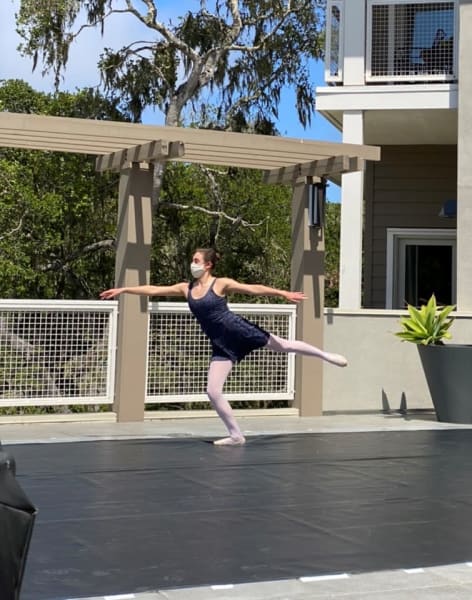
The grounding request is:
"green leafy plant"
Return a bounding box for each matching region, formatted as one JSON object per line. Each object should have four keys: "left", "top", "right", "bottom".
{"left": 395, "top": 294, "right": 456, "bottom": 345}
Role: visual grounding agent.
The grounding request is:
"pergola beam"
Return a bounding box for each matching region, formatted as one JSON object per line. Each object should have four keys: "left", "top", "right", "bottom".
{"left": 0, "top": 112, "right": 380, "bottom": 170}
{"left": 263, "top": 156, "right": 365, "bottom": 185}
{"left": 95, "top": 140, "right": 185, "bottom": 172}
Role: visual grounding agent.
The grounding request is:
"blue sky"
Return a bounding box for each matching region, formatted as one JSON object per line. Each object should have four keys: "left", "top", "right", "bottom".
{"left": 0, "top": 0, "right": 341, "bottom": 199}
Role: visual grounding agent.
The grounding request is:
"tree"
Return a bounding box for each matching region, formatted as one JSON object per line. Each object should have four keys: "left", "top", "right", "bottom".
{"left": 150, "top": 161, "right": 293, "bottom": 297}
{"left": 16, "top": 1, "right": 326, "bottom": 128}
{"left": 0, "top": 80, "right": 124, "bottom": 298}
{"left": 14, "top": 2, "right": 336, "bottom": 301}
{"left": 324, "top": 199, "right": 340, "bottom": 307}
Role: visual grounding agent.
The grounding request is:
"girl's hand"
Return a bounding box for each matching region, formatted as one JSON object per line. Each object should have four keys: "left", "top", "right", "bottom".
{"left": 284, "top": 291, "right": 307, "bottom": 303}
{"left": 100, "top": 288, "right": 124, "bottom": 300}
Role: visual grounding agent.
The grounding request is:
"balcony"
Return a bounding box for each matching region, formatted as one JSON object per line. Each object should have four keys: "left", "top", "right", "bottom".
{"left": 326, "top": 0, "right": 458, "bottom": 85}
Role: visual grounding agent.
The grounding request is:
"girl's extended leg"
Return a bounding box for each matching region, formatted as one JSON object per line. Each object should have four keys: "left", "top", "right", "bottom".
{"left": 207, "top": 359, "right": 246, "bottom": 446}
{"left": 265, "top": 334, "right": 348, "bottom": 367}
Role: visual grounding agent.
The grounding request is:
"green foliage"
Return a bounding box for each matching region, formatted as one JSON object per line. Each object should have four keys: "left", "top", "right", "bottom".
{"left": 324, "top": 200, "right": 340, "bottom": 308}
{"left": 0, "top": 81, "right": 342, "bottom": 302}
{"left": 395, "top": 294, "right": 456, "bottom": 345}
{"left": 146, "top": 163, "right": 293, "bottom": 298}
{"left": 17, "top": 0, "right": 326, "bottom": 127}
{"left": 13, "top": 1, "right": 337, "bottom": 300}
{"left": 0, "top": 79, "right": 123, "bottom": 298}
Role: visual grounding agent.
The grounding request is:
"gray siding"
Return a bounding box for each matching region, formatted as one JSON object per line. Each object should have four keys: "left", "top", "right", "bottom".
{"left": 364, "top": 145, "right": 457, "bottom": 308}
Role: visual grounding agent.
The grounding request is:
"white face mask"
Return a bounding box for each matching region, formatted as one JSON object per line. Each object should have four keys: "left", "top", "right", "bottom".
{"left": 190, "top": 262, "right": 206, "bottom": 278}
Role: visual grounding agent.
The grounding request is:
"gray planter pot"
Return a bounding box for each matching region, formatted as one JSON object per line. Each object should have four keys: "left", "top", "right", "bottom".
{"left": 418, "top": 344, "right": 472, "bottom": 423}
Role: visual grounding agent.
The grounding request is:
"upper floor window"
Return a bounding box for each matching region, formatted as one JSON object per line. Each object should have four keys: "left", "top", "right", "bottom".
{"left": 367, "top": 1, "right": 458, "bottom": 83}
{"left": 325, "top": 1, "right": 344, "bottom": 83}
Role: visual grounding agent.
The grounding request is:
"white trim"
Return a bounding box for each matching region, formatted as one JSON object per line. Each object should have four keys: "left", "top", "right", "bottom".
{"left": 0, "top": 397, "right": 114, "bottom": 408}
{"left": 339, "top": 111, "right": 364, "bottom": 309}
{"left": 145, "top": 392, "right": 294, "bottom": 404}
{"left": 106, "top": 307, "right": 118, "bottom": 405}
{"left": 149, "top": 301, "right": 297, "bottom": 316}
{"left": 315, "top": 84, "right": 458, "bottom": 111}
{"left": 386, "top": 228, "right": 456, "bottom": 308}
{"left": 0, "top": 299, "right": 118, "bottom": 311}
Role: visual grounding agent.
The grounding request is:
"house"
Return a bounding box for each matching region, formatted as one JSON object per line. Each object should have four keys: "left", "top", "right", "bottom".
{"left": 317, "top": 0, "right": 472, "bottom": 413}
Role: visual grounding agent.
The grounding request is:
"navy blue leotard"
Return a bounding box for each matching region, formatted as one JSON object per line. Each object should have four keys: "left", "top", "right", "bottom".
{"left": 187, "top": 278, "right": 270, "bottom": 363}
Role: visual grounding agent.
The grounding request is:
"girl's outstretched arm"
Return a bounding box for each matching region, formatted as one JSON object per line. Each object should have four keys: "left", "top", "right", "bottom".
{"left": 100, "top": 282, "right": 187, "bottom": 300}
{"left": 218, "top": 278, "right": 307, "bottom": 303}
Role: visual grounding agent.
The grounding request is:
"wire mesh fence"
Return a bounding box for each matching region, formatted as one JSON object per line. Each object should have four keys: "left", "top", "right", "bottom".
{"left": 0, "top": 300, "right": 296, "bottom": 411}
{"left": 367, "top": 0, "right": 457, "bottom": 82}
{"left": 0, "top": 301, "right": 116, "bottom": 407}
{"left": 146, "top": 302, "right": 296, "bottom": 404}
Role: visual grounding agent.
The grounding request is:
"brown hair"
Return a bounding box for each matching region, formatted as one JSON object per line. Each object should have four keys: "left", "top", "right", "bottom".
{"left": 195, "top": 248, "right": 220, "bottom": 270}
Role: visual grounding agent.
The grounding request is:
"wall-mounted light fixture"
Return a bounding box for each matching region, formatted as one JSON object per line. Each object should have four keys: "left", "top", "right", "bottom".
{"left": 308, "top": 179, "right": 327, "bottom": 227}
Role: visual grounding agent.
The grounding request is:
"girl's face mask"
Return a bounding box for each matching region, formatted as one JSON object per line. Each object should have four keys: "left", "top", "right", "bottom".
{"left": 190, "top": 262, "right": 206, "bottom": 278}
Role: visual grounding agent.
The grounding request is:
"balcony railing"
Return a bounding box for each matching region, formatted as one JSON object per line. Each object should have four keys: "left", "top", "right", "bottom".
{"left": 325, "top": 0, "right": 458, "bottom": 85}
{"left": 366, "top": 0, "right": 458, "bottom": 83}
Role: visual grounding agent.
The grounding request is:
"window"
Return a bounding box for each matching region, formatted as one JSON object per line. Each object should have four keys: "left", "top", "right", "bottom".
{"left": 386, "top": 228, "right": 456, "bottom": 308}
{"left": 325, "top": 0, "right": 344, "bottom": 83}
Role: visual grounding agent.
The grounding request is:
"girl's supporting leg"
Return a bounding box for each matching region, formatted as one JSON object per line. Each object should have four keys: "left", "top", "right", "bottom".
{"left": 206, "top": 359, "right": 246, "bottom": 445}
{"left": 265, "top": 334, "right": 348, "bottom": 367}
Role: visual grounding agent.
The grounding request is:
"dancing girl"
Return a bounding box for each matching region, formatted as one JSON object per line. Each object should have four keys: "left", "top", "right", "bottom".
{"left": 100, "top": 248, "right": 347, "bottom": 446}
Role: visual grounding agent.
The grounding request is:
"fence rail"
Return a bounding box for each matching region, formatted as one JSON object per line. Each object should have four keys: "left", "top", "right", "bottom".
{"left": 0, "top": 300, "right": 296, "bottom": 410}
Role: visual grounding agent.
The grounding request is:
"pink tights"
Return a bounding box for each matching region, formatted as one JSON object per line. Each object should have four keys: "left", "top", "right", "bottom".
{"left": 265, "top": 334, "right": 348, "bottom": 366}
{"left": 206, "top": 359, "right": 242, "bottom": 439}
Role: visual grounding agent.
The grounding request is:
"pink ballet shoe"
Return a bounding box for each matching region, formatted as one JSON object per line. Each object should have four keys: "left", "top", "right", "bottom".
{"left": 324, "top": 353, "right": 348, "bottom": 367}
{"left": 213, "top": 436, "right": 246, "bottom": 446}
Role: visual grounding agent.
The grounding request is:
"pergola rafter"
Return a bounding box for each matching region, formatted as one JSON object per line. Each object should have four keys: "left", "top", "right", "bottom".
{"left": 95, "top": 140, "right": 185, "bottom": 173}
{"left": 263, "top": 156, "right": 365, "bottom": 185}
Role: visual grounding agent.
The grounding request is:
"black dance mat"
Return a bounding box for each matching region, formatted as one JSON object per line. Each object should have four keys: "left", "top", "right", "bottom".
{"left": 6, "top": 430, "right": 472, "bottom": 600}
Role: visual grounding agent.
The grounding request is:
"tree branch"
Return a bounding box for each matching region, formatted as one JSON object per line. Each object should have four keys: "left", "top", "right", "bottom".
{"left": 101, "top": 43, "right": 172, "bottom": 87}
{"left": 68, "top": 9, "right": 127, "bottom": 43}
{"left": 227, "top": 0, "right": 243, "bottom": 39}
{"left": 160, "top": 201, "right": 268, "bottom": 230}
{"left": 197, "top": 164, "right": 223, "bottom": 244}
{"left": 39, "top": 239, "right": 116, "bottom": 272}
{"left": 124, "top": 0, "right": 199, "bottom": 62}
{"left": 230, "top": 7, "right": 295, "bottom": 52}
{"left": 0, "top": 215, "right": 25, "bottom": 241}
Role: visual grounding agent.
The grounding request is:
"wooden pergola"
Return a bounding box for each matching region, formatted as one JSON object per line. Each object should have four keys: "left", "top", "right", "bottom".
{"left": 0, "top": 112, "right": 380, "bottom": 420}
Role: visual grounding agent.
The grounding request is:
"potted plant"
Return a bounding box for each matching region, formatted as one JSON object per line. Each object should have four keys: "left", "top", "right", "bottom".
{"left": 395, "top": 294, "right": 472, "bottom": 423}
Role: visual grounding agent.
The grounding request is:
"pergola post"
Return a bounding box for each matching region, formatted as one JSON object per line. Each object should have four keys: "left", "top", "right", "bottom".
{"left": 291, "top": 179, "right": 325, "bottom": 416}
{"left": 113, "top": 162, "right": 154, "bottom": 421}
